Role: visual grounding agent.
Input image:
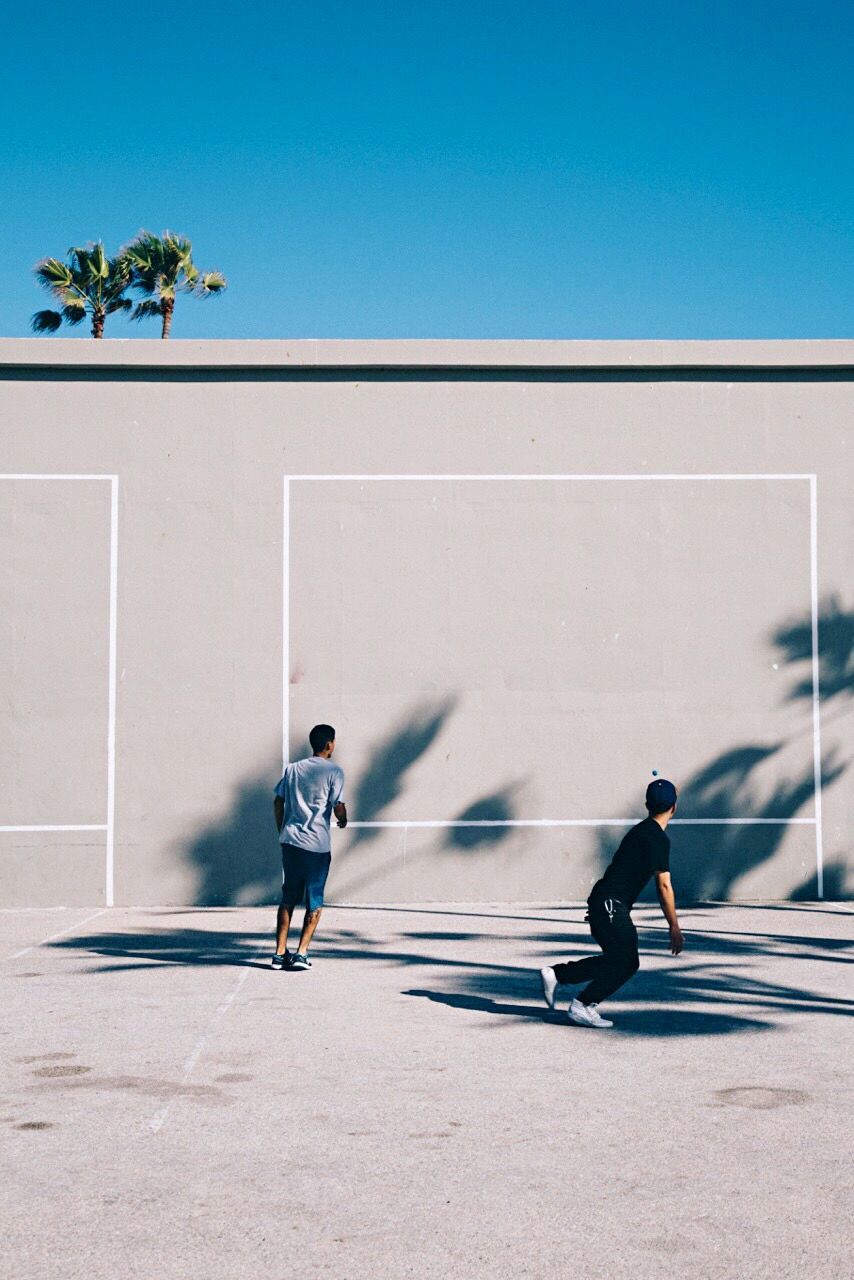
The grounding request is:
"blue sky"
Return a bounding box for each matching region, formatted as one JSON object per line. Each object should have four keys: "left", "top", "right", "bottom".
{"left": 1, "top": 0, "right": 851, "bottom": 338}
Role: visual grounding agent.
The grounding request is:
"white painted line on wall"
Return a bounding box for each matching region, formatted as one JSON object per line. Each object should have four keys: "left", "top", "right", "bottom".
{"left": 347, "top": 818, "right": 816, "bottom": 829}
{"left": 282, "top": 475, "right": 290, "bottom": 769}
{"left": 0, "top": 474, "right": 120, "bottom": 482}
{"left": 0, "top": 824, "right": 107, "bottom": 832}
{"left": 285, "top": 473, "right": 814, "bottom": 482}
{"left": 285, "top": 473, "right": 821, "bottom": 853}
{"left": 809, "top": 475, "right": 824, "bottom": 898}
{"left": 1, "top": 474, "right": 118, "bottom": 892}
{"left": 106, "top": 477, "right": 119, "bottom": 907}
{"left": 148, "top": 953, "right": 264, "bottom": 1134}
{"left": 5, "top": 907, "right": 108, "bottom": 960}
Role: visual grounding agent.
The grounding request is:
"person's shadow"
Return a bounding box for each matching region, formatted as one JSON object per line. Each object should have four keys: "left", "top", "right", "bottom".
{"left": 402, "top": 988, "right": 774, "bottom": 1036}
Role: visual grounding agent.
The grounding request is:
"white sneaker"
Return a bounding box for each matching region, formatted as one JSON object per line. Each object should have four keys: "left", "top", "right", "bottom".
{"left": 568, "top": 998, "right": 613, "bottom": 1029}
{"left": 540, "top": 966, "right": 559, "bottom": 1010}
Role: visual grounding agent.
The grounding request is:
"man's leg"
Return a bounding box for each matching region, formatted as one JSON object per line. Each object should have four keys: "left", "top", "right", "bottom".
{"left": 275, "top": 843, "right": 308, "bottom": 962}
{"left": 291, "top": 852, "right": 331, "bottom": 963}
{"left": 275, "top": 901, "right": 297, "bottom": 957}
{"left": 552, "top": 953, "right": 607, "bottom": 987}
{"left": 576, "top": 901, "right": 639, "bottom": 1007}
{"left": 545, "top": 901, "right": 611, "bottom": 995}
{"left": 296, "top": 907, "right": 322, "bottom": 956}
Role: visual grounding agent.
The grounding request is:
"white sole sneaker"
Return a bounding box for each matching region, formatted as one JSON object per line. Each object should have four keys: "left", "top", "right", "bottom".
{"left": 568, "top": 998, "right": 613, "bottom": 1029}
{"left": 540, "top": 966, "right": 559, "bottom": 1010}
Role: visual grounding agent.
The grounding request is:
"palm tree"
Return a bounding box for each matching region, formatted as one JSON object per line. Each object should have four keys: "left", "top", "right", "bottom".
{"left": 122, "top": 230, "right": 227, "bottom": 338}
{"left": 31, "top": 243, "right": 132, "bottom": 339}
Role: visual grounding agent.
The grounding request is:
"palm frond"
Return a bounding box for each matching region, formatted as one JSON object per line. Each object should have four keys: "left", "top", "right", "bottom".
{"left": 163, "top": 231, "right": 193, "bottom": 259}
{"left": 196, "top": 270, "right": 227, "bottom": 296}
{"left": 61, "top": 302, "right": 87, "bottom": 326}
{"left": 34, "top": 258, "right": 73, "bottom": 292}
{"left": 102, "top": 259, "right": 132, "bottom": 305}
{"left": 90, "top": 241, "right": 109, "bottom": 279}
{"left": 31, "top": 309, "right": 63, "bottom": 333}
{"left": 107, "top": 296, "right": 133, "bottom": 315}
{"left": 132, "top": 299, "right": 164, "bottom": 323}
{"left": 68, "top": 245, "right": 97, "bottom": 284}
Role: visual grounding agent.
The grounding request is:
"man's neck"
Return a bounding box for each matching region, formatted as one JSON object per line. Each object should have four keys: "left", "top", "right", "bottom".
{"left": 652, "top": 812, "right": 671, "bottom": 831}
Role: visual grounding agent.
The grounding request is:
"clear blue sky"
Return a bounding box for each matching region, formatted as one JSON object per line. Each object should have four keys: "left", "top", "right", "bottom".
{"left": 2, "top": 0, "right": 851, "bottom": 339}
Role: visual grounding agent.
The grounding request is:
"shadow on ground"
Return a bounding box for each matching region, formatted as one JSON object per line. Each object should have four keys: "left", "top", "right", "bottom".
{"left": 47, "top": 904, "right": 854, "bottom": 1039}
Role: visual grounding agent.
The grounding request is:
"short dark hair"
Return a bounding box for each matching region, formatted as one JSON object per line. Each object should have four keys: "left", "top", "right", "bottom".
{"left": 646, "top": 798, "right": 675, "bottom": 817}
{"left": 309, "top": 724, "right": 335, "bottom": 753}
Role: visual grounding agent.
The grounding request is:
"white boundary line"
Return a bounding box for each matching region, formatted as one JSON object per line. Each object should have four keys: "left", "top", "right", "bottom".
{"left": 809, "top": 475, "right": 824, "bottom": 897}
{"left": 283, "top": 473, "right": 824, "bottom": 888}
{"left": 282, "top": 476, "right": 290, "bottom": 767}
{"left": 5, "top": 906, "right": 108, "bottom": 961}
{"left": 148, "top": 952, "right": 264, "bottom": 1134}
{"left": 347, "top": 817, "right": 818, "bottom": 829}
{"left": 285, "top": 473, "right": 815, "bottom": 482}
{"left": 106, "top": 476, "right": 119, "bottom": 907}
{"left": 0, "top": 474, "right": 119, "bottom": 482}
{"left": 0, "top": 824, "right": 107, "bottom": 832}
{"left": 1, "top": 474, "right": 118, "bottom": 905}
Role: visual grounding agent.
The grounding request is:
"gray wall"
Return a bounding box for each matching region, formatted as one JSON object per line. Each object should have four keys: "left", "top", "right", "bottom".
{"left": 1, "top": 340, "right": 851, "bottom": 905}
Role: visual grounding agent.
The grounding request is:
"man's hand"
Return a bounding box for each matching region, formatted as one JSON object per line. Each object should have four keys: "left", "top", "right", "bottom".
{"left": 669, "top": 924, "right": 685, "bottom": 956}
{"left": 334, "top": 802, "right": 347, "bottom": 830}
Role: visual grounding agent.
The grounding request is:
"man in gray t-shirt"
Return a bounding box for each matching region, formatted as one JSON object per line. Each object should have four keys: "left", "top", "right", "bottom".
{"left": 272, "top": 723, "right": 347, "bottom": 970}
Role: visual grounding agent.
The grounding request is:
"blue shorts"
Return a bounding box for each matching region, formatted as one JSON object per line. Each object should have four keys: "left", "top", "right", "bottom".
{"left": 280, "top": 843, "right": 331, "bottom": 911}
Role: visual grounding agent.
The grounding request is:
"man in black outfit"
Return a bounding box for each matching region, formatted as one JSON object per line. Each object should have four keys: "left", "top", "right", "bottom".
{"left": 540, "top": 778, "right": 685, "bottom": 1028}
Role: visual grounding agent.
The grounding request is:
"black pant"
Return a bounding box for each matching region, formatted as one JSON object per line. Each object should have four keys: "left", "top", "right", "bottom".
{"left": 553, "top": 892, "right": 639, "bottom": 1005}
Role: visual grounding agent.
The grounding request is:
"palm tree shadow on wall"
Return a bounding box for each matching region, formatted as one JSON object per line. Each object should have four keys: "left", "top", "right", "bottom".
{"left": 180, "top": 599, "right": 851, "bottom": 906}
{"left": 347, "top": 698, "right": 456, "bottom": 846}
{"left": 181, "top": 697, "right": 518, "bottom": 905}
{"left": 596, "top": 597, "right": 852, "bottom": 902}
{"left": 181, "top": 769, "right": 282, "bottom": 906}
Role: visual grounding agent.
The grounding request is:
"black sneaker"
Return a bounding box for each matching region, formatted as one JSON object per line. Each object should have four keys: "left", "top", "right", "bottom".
{"left": 290, "top": 953, "right": 311, "bottom": 970}
{"left": 271, "top": 951, "right": 293, "bottom": 969}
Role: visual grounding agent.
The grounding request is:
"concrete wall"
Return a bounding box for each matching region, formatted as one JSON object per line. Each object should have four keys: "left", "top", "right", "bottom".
{"left": 1, "top": 339, "right": 851, "bottom": 906}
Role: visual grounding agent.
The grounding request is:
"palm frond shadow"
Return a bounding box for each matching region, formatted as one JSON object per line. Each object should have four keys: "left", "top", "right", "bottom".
{"left": 46, "top": 909, "right": 853, "bottom": 1040}
{"left": 597, "top": 598, "right": 852, "bottom": 901}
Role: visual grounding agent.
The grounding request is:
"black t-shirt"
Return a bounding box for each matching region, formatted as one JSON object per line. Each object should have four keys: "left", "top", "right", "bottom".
{"left": 595, "top": 817, "right": 671, "bottom": 908}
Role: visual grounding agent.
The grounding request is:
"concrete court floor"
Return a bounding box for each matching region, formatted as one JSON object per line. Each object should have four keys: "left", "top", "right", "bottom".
{"left": 1, "top": 901, "right": 852, "bottom": 1280}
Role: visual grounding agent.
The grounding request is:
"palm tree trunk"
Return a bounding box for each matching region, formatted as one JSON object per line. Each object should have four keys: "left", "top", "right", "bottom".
{"left": 92, "top": 310, "right": 105, "bottom": 339}
{"left": 161, "top": 298, "right": 175, "bottom": 339}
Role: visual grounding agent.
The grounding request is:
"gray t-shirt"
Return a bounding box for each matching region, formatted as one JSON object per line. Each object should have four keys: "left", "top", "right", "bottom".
{"left": 274, "top": 757, "right": 345, "bottom": 854}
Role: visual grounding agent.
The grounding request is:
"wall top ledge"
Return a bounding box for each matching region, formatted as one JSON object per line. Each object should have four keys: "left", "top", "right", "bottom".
{"left": 1, "top": 338, "right": 852, "bottom": 371}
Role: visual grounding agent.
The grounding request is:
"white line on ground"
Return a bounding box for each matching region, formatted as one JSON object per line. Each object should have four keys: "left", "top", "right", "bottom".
{"left": 5, "top": 907, "right": 109, "bottom": 960}
{"left": 148, "top": 950, "right": 266, "bottom": 1134}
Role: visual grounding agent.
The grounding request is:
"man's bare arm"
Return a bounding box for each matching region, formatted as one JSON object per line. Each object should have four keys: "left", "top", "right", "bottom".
{"left": 655, "top": 871, "right": 684, "bottom": 955}
{"left": 334, "top": 802, "right": 347, "bottom": 829}
{"left": 274, "top": 796, "right": 284, "bottom": 833}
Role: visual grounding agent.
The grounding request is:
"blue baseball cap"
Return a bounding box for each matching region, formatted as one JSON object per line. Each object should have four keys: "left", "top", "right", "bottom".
{"left": 646, "top": 778, "right": 678, "bottom": 810}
